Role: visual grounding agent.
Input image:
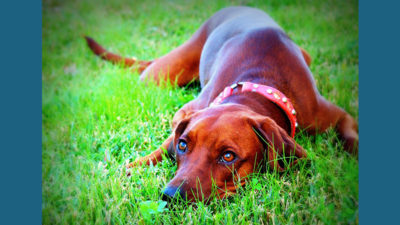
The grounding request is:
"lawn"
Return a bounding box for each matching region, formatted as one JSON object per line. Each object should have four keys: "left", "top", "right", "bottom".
{"left": 42, "top": 0, "right": 358, "bottom": 224}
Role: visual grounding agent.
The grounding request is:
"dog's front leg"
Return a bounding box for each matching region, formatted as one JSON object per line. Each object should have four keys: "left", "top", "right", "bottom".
{"left": 127, "top": 135, "right": 174, "bottom": 169}
{"left": 126, "top": 100, "right": 198, "bottom": 173}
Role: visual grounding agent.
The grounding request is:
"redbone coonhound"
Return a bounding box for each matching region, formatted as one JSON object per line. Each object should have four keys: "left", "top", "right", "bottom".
{"left": 85, "top": 6, "right": 358, "bottom": 202}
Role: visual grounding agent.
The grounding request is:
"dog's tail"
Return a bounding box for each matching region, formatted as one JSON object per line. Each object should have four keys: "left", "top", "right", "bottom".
{"left": 84, "top": 36, "right": 152, "bottom": 73}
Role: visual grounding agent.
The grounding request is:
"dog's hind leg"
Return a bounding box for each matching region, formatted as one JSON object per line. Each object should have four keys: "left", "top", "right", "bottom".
{"left": 308, "top": 97, "right": 358, "bottom": 155}
{"left": 85, "top": 24, "right": 207, "bottom": 87}
{"left": 139, "top": 24, "right": 208, "bottom": 87}
{"left": 300, "top": 47, "right": 312, "bottom": 66}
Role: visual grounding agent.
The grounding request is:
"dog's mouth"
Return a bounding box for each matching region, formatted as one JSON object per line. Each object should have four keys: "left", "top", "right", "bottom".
{"left": 161, "top": 179, "right": 247, "bottom": 204}
{"left": 215, "top": 180, "right": 247, "bottom": 199}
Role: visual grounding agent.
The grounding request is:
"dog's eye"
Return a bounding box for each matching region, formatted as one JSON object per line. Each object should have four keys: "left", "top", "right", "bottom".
{"left": 177, "top": 140, "right": 187, "bottom": 152}
{"left": 221, "top": 151, "right": 235, "bottom": 163}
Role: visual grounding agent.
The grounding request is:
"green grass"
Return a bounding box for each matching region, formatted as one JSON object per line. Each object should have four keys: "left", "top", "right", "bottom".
{"left": 42, "top": 0, "right": 358, "bottom": 224}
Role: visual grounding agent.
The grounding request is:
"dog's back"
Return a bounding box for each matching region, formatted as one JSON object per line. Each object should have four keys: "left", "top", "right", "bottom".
{"left": 199, "top": 6, "right": 282, "bottom": 85}
{"left": 197, "top": 7, "right": 316, "bottom": 115}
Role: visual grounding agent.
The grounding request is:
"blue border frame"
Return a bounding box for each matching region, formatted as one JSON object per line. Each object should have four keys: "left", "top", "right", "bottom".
{"left": 1, "top": 0, "right": 400, "bottom": 224}
{"left": 0, "top": 1, "right": 42, "bottom": 224}
{"left": 359, "top": 0, "right": 400, "bottom": 224}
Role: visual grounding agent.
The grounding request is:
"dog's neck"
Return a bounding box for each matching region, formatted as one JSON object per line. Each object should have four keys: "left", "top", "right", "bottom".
{"left": 223, "top": 91, "right": 291, "bottom": 134}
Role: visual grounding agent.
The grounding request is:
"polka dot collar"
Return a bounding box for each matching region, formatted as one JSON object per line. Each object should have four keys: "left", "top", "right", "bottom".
{"left": 210, "top": 82, "right": 298, "bottom": 137}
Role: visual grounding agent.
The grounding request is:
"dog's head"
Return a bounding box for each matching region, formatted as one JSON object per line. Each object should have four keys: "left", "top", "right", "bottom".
{"left": 163, "top": 104, "right": 307, "bottom": 202}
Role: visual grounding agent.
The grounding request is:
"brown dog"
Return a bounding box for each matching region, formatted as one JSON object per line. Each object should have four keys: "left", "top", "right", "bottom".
{"left": 85, "top": 6, "right": 358, "bottom": 202}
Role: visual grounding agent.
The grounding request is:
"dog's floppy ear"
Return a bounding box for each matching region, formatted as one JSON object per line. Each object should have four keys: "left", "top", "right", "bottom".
{"left": 174, "top": 117, "right": 191, "bottom": 139}
{"left": 252, "top": 116, "right": 307, "bottom": 172}
{"left": 171, "top": 103, "right": 196, "bottom": 129}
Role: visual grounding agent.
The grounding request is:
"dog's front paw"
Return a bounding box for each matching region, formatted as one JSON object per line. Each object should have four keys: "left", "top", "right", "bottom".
{"left": 125, "top": 162, "right": 137, "bottom": 177}
{"left": 125, "top": 158, "right": 145, "bottom": 176}
{"left": 125, "top": 166, "right": 132, "bottom": 177}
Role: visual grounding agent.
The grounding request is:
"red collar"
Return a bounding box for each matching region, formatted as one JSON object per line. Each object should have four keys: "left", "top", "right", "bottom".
{"left": 210, "top": 82, "right": 298, "bottom": 137}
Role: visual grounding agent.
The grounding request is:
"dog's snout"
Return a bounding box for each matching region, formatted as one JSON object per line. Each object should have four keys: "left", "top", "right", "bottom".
{"left": 161, "top": 186, "right": 185, "bottom": 202}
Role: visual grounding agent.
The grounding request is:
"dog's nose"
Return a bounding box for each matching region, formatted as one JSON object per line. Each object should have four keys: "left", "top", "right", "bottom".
{"left": 161, "top": 186, "right": 185, "bottom": 202}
